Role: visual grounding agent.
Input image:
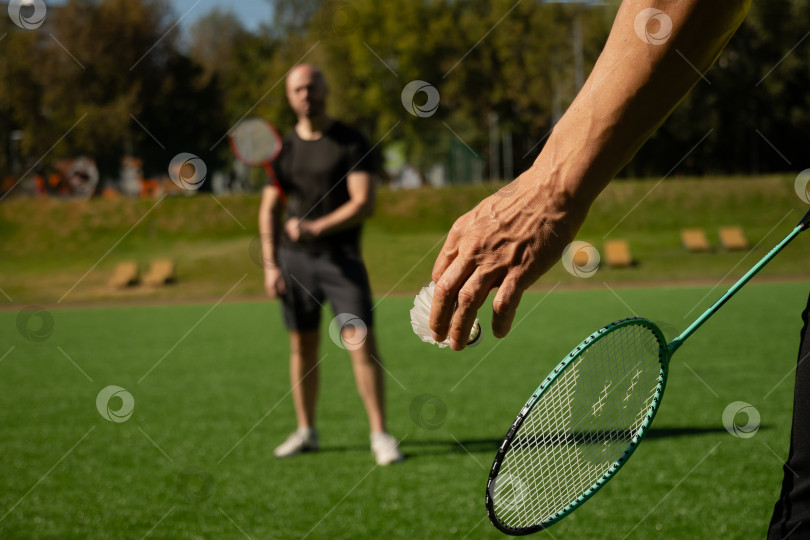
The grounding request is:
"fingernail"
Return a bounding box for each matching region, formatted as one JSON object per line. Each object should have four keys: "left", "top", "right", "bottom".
{"left": 450, "top": 338, "right": 463, "bottom": 351}
{"left": 432, "top": 332, "right": 444, "bottom": 342}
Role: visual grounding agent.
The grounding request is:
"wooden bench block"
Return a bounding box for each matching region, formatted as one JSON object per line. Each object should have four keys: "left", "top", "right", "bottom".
{"left": 604, "top": 239, "right": 633, "bottom": 268}
{"left": 109, "top": 261, "right": 139, "bottom": 288}
{"left": 143, "top": 259, "right": 176, "bottom": 286}
{"left": 681, "top": 229, "right": 711, "bottom": 252}
{"left": 719, "top": 226, "right": 748, "bottom": 250}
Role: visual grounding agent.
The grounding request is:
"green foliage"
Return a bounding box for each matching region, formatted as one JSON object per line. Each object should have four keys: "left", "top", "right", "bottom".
{"left": 179, "top": 0, "right": 810, "bottom": 176}
{"left": 303, "top": 0, "right": 614, "bottom": 172}
{"left": 1, "top": 0, "right": 229, "bottom": 180}
{"left": 1, "top": 0, "right": 809, "bottom": 185}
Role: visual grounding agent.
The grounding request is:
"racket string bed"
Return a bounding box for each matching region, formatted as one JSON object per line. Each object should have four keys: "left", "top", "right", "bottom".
{"left": 490, "top": 323, "right": 664, "bottom": 530}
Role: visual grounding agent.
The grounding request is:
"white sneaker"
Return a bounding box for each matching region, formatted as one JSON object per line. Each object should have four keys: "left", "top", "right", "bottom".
{"left": 371, "top": 432, "right": 404, "bottom": 465}
{"left": 274, "top": 428, "right": 319, "bottom": 458}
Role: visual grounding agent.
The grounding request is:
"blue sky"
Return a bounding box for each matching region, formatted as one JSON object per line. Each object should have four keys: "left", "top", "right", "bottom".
{"left": 169, "top": 0, "right": 273, "bottom": 32}
{"left": 46, "top": 0, "right": 274, "bottom": 32}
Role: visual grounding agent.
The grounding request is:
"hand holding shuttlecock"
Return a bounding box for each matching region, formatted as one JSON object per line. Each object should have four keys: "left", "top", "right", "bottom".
{"left": 410, "top": 281, "right": 482, "bottom": 348}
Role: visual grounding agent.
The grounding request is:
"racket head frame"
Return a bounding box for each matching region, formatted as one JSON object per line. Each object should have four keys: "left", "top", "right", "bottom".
{"left": 485, "top": 317, "right": 670, "bottom": 535}
{"left": 229, "top": 117, "right": 286, "bottom": 203}
{"left": 228, "top": 117, "right": 283, "bottom": 167}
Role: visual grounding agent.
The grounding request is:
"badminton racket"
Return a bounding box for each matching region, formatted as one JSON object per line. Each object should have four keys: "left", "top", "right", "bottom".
{"left": 229, "top": 117, "right": 285, "bottom": 202}
{"left": 486, "top": 207, "right": 810, "bottom": 535}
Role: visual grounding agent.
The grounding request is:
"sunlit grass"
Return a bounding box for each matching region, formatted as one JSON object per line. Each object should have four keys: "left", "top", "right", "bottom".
{"left": 0, "top": 281, "right": 804, "bottom": 538}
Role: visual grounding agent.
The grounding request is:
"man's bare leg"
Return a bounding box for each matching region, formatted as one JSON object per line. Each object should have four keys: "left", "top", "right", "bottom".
{"left": 346, "top": 329, "right": 385, "bottom": 433}
{"left": 290, "top": 329, "right": 320, "bottom": 429}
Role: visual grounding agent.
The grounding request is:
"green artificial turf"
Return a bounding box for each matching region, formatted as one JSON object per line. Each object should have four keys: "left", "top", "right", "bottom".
{"left": 1, "top": 281, "right": 806, "bottom": 538}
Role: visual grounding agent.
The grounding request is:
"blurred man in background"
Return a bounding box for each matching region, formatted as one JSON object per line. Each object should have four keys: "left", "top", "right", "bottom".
{"left": 258, "top": 64, "right": 402, "bottom": 466}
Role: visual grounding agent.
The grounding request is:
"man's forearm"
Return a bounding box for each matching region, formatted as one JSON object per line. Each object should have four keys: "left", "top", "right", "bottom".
{"left": 258, "top": 186, "right": 283, "bottom": 268}
{"left": 309, "top": 198, "right": 373, "bottom": 237}
{"left": 304, "top": 172, "right": 374, "bottom": 238}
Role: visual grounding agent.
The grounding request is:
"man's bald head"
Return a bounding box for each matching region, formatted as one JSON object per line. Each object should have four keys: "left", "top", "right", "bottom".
{"left": 286, "top": 64, "right": 326, "bottom": 92}
{"left": 286, "top": 64, "right": 328, "bottom": 120}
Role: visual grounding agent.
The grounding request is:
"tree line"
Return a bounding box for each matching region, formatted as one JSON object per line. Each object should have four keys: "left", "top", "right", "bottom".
{"left": 1, "top": 0, "right": 807, "bottom": 192}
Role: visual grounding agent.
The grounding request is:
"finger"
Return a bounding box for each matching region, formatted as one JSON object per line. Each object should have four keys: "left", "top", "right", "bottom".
{"left": 429, "top": 255, "right": 476, "bottom": 343}
{"left": 448, "top": 271, "right": 492, "bottom": 351}
{"left": 431, "top": 218, "right": 466, "bottom": 283}
{"left": 491, "top": 275, "right": 524, "bottom": 338}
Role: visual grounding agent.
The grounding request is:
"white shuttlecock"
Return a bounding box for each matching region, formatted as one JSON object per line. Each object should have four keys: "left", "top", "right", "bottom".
{"left": 410, "top": 281, "right": 481, "bottom": 348}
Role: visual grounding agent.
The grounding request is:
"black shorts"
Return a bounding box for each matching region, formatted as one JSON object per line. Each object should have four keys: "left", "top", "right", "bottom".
{"left": 277, "top": 246, "right": 374, "bottom": 332}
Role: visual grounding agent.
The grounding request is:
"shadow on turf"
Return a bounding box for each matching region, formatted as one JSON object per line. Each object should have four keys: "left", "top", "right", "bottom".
{"left": 314, "top": 426, "right": 755, "bottom": 458}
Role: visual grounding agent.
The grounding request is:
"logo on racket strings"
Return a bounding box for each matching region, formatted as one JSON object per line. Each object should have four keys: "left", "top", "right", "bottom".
{"left": 488, "top": 473, "right": 528, "bottom": 513}
{"left": 634, "top": 8, "right": 672, "bottom": 45}
{"left": 722, "top": 401, "right": 760, "bottom": 439}
{"left": 561, "top": 241, "right": 600, "bottom": 278}
{"left": 169, "top": 153, "right": 207, "bottom": 191}
{"left": 8, "top": 0, "right": 46, "bottom": 30}
{"left": 401, "top": 80, "right": 440, "bottom": 118}
{"left": 329, "top": 313, "right": 368, "bottom": 350}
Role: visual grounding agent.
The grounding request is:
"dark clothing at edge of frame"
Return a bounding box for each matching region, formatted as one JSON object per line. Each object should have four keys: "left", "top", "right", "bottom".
{"left": 768, "top": 291, "right": 810, "bottom": 539}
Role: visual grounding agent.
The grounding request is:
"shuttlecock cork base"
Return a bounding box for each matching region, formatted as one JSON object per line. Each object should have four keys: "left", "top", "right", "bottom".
{"left": 411, "top": 281, "right": 482, "bottom": 348}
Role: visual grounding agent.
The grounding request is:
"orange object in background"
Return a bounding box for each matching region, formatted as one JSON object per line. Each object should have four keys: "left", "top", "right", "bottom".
{"left": 34, "top": 174, "right": 46, "bottom": 195}
{"left": 719, "top": 226, "right": 749, "bottom": 251}
{"left": 603, "top": 239, "right": 634, "bottom": 268}
{"left": 101, "top": 186, "right": 120, "bottom": 199}
{"left": 140, "top": 178, "right": 161, "bottom": 198}
{"left": 681, "top": 228, "right": 711, "bottom": 252}
{"left": 109, "top": 261, "right": 140, "bottom": 288}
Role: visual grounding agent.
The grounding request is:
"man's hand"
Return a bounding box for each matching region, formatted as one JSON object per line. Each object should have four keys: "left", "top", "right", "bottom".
{"left": 264, "top": 266, "right": 286, "bottom": 299}
{"left": 429, "top": 166, "right": 585, "bottom": 351}
{"left": 284, "top": 217, "right": 319, "bottom": 242}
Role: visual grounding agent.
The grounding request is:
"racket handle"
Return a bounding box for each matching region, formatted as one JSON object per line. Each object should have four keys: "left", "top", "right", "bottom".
{"left": 264, "top": 163, "right": 286, "bottom": 205}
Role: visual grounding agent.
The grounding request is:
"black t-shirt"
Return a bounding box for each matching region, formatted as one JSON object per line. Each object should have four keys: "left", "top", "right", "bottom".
{"left": 272, "top": 121, "right": 373, "bottom": 253}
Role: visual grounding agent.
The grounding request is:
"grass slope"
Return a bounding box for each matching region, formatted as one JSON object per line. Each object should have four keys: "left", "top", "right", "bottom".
{"left": 0, "top": 174, "right": 807, "bottom": 305}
